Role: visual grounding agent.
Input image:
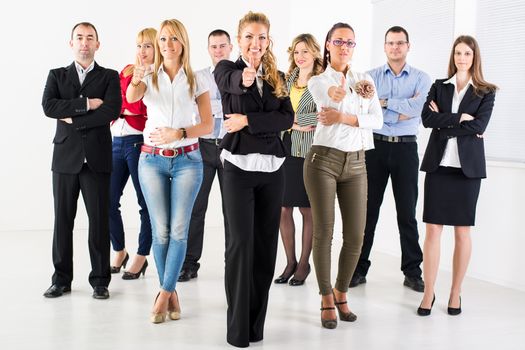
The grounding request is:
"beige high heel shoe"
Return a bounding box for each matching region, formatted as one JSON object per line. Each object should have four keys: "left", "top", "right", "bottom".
{"left": 150, "top": 292, "right": 167, "bottom": 324}
{"left": 168, "top": 290, "right": 181, "bottom": 320}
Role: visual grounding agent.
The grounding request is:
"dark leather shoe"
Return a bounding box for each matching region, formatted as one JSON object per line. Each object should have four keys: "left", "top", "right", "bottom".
{"left": 404, "top": 276, "right": 425, "bottom": 292}
{"left": 92, "top": 286, "right": 110, "bottom": 299}
{"left": 178, "top": 269, "right": 198, "bottom": 282}
{"left": 289, "top": 264, "right": 311, "bottom": 286}
{"left": 43, "top": 284, "right": 71, "bottom": 298}
{"left": 448, "top": 296, "right": 462, "bottom": 315}
{"left": 417, "top": 294, "right": 435, "bottom": 316}
{"left": 349, "top": 273, "right": 367, "bottom": 288}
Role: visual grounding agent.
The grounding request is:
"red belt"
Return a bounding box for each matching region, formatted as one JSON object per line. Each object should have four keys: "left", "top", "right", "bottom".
{"left": 141, "top": 143, "right": 199, "bottom": 158}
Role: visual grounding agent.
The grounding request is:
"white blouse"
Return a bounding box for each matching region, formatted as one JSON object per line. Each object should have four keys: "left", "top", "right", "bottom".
{"left": 308, "top": 65, "right": 383, "bottom": 152}
{"left": 142, "top": 66, "right": 208, "bottom": 149}
{"left": 440, "top": 75, "right": 473, "bottom": 168}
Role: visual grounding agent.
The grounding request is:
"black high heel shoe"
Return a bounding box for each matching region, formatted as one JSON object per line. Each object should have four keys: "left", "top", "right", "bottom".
{"left": 122, "top": 259, "right": 148, "bottom": 280}
{"left": 332, "top": 290, "right": 357, "bottom": 322}
{"left": 110, "top": 253, "right": 129, "bottom": 273}
{"left": 417, "top": 294, "right": 436, "bottom": 316}
{"left": 448, "top": 296, "right": 462, "bottom": 315}
{"left": 289, "top": 264, "right": 311, "bottom": 286}
{"left": 273, "top": 262, "right": 297, "bottom": 284}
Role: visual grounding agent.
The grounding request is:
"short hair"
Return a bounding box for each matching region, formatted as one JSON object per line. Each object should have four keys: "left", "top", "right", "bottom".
{"left": 384, "top": 26, "right": 409, "bottom": 43}
{"left": 208, "top": 29, "right": 231, "bottom": 43}
{"left": 71, "top": 22, "right": 99, "bottom": 41}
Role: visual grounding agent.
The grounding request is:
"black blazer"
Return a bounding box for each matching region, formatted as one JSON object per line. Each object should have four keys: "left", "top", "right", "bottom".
{"left": 420, "top": 79, "right": 495, "bottom": 178}
{"left": 214, "top": 58, "right": 294, "bottom": 157}
{"left": 42, "top": 62, "right": 121, "bottom": 174}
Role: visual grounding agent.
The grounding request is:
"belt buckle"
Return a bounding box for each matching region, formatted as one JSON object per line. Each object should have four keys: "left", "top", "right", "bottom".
{"left": 388, "top": 136, "right": 399, "bottom": 143}
{"left": 159, "top": 148, "right": 178, "bottom": 158}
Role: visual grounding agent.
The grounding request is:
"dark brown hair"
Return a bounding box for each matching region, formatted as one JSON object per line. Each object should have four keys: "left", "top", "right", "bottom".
{"left": 322, "top": 23, "right": 354, "bottom": 70}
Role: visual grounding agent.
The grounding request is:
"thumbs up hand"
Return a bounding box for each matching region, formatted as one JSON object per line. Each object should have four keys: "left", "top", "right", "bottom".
{"left": 328, "top": 76, "right": 347, "bottom": 103}
{"left": 242, "top": 55, "right": 257, "bottom": 88}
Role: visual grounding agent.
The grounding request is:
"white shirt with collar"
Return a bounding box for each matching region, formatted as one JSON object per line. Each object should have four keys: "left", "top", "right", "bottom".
{"left": 220, "top": 59, "right": 285, "bottom": 173}
{"left": 308, "top": 65, "right": 383, "bottom": 152}
{"left": 74, "top": 61, "right": 94, "bottom": 113}
{"left": 194, "top": 66, "right": 226, "bottom": 139}
{"left": 141, "top": 65, "right": 208, "bottom": 149}
{"left": 439, "top": 74, "right": 473, "bottom": 168}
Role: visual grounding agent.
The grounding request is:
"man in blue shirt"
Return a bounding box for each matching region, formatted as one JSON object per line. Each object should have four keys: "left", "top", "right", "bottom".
{"left": 350, "top": 26, "right": 431, "bottom": 292}
{"left": 178, "top": 29, "right": 233, "bottom": 282}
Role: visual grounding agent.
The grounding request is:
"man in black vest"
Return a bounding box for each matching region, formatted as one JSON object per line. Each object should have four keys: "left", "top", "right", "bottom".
{"left": 42, "top": 22, "right": 121, "bottom": 299}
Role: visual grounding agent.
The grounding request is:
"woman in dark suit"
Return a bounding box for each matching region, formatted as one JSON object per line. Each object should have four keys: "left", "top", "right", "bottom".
{"left": 213, "top": 11, "right": 294, "bottom": 348}
{"left": 418, "top": 35, "right": 497, "bottom": 316}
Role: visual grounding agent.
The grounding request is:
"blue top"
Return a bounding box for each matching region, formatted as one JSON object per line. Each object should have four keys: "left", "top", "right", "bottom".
{"left": 368, "top": 63, "right": 431, "bottom": 136}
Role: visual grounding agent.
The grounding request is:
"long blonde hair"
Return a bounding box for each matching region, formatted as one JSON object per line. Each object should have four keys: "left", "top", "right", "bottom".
{"left": 238, "top": 11, "right": 287, "bottom": 98}
{"left": 447, "top": 35, "right": 497, "bottom": 96}
{"left": 123, "top": 27, "right": 157, "bottom": 77}
{"left": 286, "top": 33, "right": 323, "bottom": 80}
{"left": 152, "top": 19, "right": 196, "bottom": 97}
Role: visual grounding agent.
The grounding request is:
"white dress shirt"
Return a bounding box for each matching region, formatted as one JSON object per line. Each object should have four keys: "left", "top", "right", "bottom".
{"left": 308, "top": 65, "right": 383, "bottom": 152}
{"left": 221, "top": 59, "right": 285, "bottom": 172}
{"left": 194, "top": 66, "right": 226, "bottom": 139}
{"left": 440, "top": 75, "right": 473, "bottom": 168}
{"left": 142, "top": 66, "right": 208, "bottom": 149}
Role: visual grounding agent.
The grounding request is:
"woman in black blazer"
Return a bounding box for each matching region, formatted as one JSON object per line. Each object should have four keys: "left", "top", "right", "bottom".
{"left": 418, "top": 35, "right": 497, "bottom": 316}
{"left": 213, "top": 11, "right": 294, "bottom": 348}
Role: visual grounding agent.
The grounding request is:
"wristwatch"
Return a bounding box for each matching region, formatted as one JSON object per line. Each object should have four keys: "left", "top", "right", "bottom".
{"left": 180, "top": 128, "right": 187, "bottom": 140}
{"left": 381, "top": 99, "right": 388, "bottom": 108}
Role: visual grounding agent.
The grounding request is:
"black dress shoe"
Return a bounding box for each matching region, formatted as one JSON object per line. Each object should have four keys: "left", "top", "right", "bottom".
{"left": 448, "top": 296, "right": 462, "bottom": 315}
{"left": 289, "top": 264, "right": 311, "bottom": 286}
{"left": 274, "top": 262, "right": 297, "bottom": 284}
{"left": 349, "top": 273, "right": 367, "bottom": 288}
{"left": 417, "top": 294, "right": 435, "bottom": 316}
{"left": 43, "top": 284, "right": 71, "bottom": 298}
{"left": 404, "top": 276, "right": 425, "bottom": 292}
{"left": 92, "top": 286, "right": 110, "bottom": 299}
{"left": 178, "top": 268, "right": 198, "bottom": 282}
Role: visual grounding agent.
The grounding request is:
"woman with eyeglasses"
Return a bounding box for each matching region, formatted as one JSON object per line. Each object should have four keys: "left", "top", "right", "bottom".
{"left": 417, "top": 35, "right": 497, "bottom": 316}
{"left": 213, "top": 11, "right": 294, "bottom": 347}
{"left": 126, "top": 19, "right": 213, "bottom": 324}
{"left": 274, "top": 33, "right": 323, "bottom": 287}
{"left": 305, "top": 22, "right": 382, "bottom": 329}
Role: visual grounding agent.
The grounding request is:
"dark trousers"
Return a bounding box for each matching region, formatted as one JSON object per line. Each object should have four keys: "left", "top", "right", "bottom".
{"left": 52, "top": 164, "right": 111, "bottom": 287}
{"left": 223, "top": 160, "right": 284, "bottom": 348}
{"left": 183, "top": 138, "right": 228, "bottom": 271}
{"left": 109, "top": 135, "right": 151, "bottom": 256}
{"left": 355, "top": 140, "right": 423, "bottom": 278}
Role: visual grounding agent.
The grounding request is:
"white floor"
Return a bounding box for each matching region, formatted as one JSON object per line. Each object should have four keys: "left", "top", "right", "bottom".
{"left": 2, "top": 227, "right": 524, "bottom": 350}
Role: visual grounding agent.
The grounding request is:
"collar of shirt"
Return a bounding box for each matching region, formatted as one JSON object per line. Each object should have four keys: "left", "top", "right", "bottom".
{"left": 443, "top": 74, "right": 474, "bottom": 89}
{"left": 74, "top": 61, "right": 94, "bottom": 84}
{"left": 383, "top": 63, "right": 410, "bottom": 77}
{"left": 156, "top": 64, "right": 187, "bottom": 83}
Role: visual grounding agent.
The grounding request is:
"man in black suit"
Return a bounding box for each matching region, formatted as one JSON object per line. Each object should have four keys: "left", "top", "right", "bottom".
{"left": 42, "top": 22, "right": 121, "bottom": 299}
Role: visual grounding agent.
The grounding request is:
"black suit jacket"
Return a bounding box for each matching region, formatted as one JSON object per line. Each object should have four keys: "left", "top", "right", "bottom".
{"left": 420, "top": 79, "right": 495, "bottom": 178}
{"left": 214, "top": 58, "right": 294, "bottom": 157}
{"left": 42, "top": 62, "right": 121, "bottom": 174}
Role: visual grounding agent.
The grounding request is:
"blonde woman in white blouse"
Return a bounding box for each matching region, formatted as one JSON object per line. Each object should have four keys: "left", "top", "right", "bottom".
{"left": 127, "top": 19, "right": 212, "bottom": 324}
{"left": 304, "top": 22, "right": 382, "bottom": 329}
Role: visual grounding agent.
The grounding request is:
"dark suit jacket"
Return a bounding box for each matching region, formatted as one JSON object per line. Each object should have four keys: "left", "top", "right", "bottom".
{"left": 420, "top": 79, "right": 495, "bottom": 178}
{"left": 42, "top": 62, "right": 121, "bottom": 174}
{"left": 214, "top": 58, "right": 294, "bottom": 157}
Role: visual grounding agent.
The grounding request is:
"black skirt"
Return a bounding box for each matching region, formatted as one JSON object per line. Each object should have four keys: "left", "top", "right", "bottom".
{"left": 282, "top": 133, "right": 310, "bottom": 208}
{"left": 423, "top": 166, "right": 481, "bottom": 226}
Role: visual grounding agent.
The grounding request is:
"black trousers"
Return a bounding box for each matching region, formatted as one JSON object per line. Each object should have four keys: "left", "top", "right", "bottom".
{"left": 183, "top": 138, "right": 228, "bottom": 271}
{"left": 51, "top": 164, "right": 111, "bottom": 288}
{"left": 223, "top": 160, "right": 284, "bottom": 348}
{"left": 354, "top": 140, "right": 423, "bottom": 278}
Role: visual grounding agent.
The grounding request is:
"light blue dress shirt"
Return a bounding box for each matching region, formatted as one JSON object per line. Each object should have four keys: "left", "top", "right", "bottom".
{"left": 368, "top": 64, "right": 431, "bottom": 136}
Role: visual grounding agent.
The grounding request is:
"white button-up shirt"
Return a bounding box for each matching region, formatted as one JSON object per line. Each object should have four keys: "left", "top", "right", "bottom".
{"left": 194, "top": 66, "right": 226, "bottom": 139}
{"left": 440, "top": 75, "right": 473, "bottom": 168}
{"left": 142, "top": 66, "right": 208, "bottom": 149}
{"left": 308, "top": 65, "right": 383, "bottom": 152}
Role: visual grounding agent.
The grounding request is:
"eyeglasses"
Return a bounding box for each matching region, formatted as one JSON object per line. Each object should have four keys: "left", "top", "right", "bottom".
{"left": 385, "top": 41, "right": 408, "bottom": 47}
{"left": 330, "top": 39, "right": 356, "bottom": 48}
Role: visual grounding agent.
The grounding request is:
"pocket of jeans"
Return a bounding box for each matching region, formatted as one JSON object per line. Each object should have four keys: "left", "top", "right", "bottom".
{"left": 185, "top": 149, "right": 203, "bottom": 162}
{"left": 305, "top": 152, "right": 340, "bottom": 176}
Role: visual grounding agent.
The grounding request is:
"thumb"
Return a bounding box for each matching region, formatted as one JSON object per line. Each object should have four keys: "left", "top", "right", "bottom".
{"left": 137, "top": 54, "right": 145, "bottom": 67}
{"left": 225, "top": 114, "right": 232, "bottom": 119}
{"left": 249, "top": 55, "right": 255, "bottom": 68}
{"left": 340, "top": 76, "right": 346, "bottom": 89}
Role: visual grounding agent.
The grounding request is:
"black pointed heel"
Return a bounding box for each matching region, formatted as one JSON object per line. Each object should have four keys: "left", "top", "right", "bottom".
{"left": 417, "top": 294, "right": 436, "bottom": 316}
{"left": 289, "top": 264, "right": 311, "bottom": 286}
{"left": 110, "top": 253, "right": 129, "bottom": 273}
{"left": 122, "top": 259, "right": 148, "bottom": 280}
{"left": 448, "top": 296, "right": 462, "bottom": 315}
{"left": 273, "top": 262, "right": 297, "bottom": 284}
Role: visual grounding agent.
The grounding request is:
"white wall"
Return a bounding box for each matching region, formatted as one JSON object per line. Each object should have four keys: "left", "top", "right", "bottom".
{"left": 1, "top": 0, "right": 523, "bottom": 291}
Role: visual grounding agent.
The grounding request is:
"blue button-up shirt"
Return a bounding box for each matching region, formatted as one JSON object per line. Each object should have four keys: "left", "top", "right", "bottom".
{"left": 367, "top": 63, "right": 431, "bottom": 136}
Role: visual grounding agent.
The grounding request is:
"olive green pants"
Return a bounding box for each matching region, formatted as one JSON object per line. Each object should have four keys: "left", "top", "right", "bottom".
{"left": 304, "top": 145, "right": 367, "bottom": 295}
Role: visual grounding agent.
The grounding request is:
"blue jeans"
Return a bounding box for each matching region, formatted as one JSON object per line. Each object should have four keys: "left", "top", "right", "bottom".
{"left": 138, "top": 148, "right": 203, "bottom": 292}
{"left": 109, "top": 135, "right": 152, "bottom": 256}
